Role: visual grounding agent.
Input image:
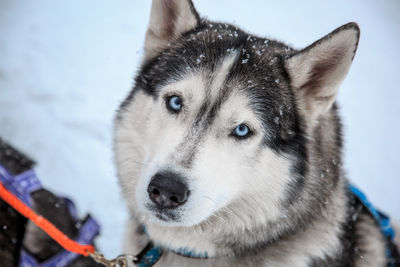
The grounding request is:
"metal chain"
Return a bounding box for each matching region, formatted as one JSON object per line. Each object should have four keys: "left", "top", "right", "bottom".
{"left": 90, "top": 251, "right": 137, "bottom": 267}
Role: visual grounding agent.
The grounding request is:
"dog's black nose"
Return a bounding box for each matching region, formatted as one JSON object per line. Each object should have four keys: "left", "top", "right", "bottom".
{"left": 147, "top": 172, "right": 189, "bottom": 209}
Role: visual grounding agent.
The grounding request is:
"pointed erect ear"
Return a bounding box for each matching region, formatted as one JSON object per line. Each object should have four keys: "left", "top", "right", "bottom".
{"left": 285, "top": 23, "right": 360, "bottom": 119}
{"left": 144, "top": 0, "right": 200, "bottom": 60}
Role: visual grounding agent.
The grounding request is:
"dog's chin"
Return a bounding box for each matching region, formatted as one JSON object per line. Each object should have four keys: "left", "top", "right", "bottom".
{"left": 137, "top": 202, "right": 212, "bottom": 228}
{"left": 147, "top": 213, "right": 186, "bottom": 227}
{"left": 145, "top": 204, "right": 182, "bottom": 225}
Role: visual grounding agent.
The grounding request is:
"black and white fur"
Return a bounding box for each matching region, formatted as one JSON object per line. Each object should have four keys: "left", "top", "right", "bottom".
{"left": 114, "top": 0, "right": 400, "bottom": 266}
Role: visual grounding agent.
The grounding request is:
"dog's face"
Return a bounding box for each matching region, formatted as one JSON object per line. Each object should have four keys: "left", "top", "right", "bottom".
{"left": 114, "top": 0, "right": 359, "bottom": 229}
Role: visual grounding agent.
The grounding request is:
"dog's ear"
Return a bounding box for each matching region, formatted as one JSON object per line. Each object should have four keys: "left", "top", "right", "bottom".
{"left": 285, "top": 23, "right": 360, "bottom": 120}
{"left": 144, "top": 0, "right": 200, "bottom": 60}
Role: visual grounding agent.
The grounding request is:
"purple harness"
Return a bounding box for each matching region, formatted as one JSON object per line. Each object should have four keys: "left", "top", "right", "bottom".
{"left": 0, "top": 164, "right": 100, "bottom": 267}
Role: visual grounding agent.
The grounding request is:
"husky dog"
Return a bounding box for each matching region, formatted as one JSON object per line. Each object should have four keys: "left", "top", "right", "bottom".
{"left": 114, "top": 0, "right": 400, "bottom": 266}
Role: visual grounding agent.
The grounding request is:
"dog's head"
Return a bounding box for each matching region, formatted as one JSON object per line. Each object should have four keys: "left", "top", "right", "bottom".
{"left": 114, "top": 0, "right": 359, "bottom": 235}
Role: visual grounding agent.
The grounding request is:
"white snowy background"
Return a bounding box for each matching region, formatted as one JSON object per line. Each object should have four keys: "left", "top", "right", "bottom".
{"left": 0, "top": 0, "right": 399, "bottom": 258}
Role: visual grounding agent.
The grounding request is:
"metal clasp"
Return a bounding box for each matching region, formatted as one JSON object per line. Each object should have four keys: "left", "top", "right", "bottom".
{"left": 89, "top": 251, "right": 137, "bottom": 267}
{"left": 115, "top": 254, "right": 138, "bottom": 267}
{"left": 89, "top": 251, "right": 117, "bottom": 267}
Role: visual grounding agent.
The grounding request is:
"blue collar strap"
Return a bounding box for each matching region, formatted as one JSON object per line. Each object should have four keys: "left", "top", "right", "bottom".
{"left": 132, "top": 242, "right": 209, "bottom": 267}
{"left": 133, "top": 242, "right": 163, "bottom": 267}
{"left": 349, "top": 184, "right": 400, "bottom": 266}
{"left": 133, "top": 224, "right": 211, "bottom": 267}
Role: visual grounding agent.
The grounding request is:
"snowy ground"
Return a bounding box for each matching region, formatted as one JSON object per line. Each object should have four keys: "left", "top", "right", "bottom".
{"left": 0, "top": 0, "right": 399, "bottom": 258}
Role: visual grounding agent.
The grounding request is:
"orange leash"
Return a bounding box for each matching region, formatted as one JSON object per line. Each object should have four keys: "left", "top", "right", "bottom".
{"left": 0, "top": 181, "right": 95, "bottom": 256}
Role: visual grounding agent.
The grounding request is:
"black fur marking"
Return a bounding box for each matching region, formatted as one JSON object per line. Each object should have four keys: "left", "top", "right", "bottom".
{"left": 177, "top": 100, "right": 209, "bottom": 168}
{"left": 178, "top": 92, "right": 227, "bottom": 168}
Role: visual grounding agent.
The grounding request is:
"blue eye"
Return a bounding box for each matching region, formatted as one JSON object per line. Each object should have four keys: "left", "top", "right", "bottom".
{"left": 167, "top": 95, "right": 182, "bottom": 113}
{"left": 233, "top": 124, "right": 251, "bottom": 138}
